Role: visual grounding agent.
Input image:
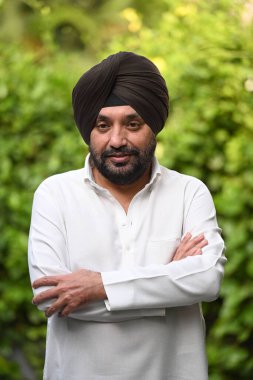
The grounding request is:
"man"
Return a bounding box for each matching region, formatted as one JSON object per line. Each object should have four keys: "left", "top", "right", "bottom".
{"left": 28, "top": 52, "right": 226, "bottom": 380}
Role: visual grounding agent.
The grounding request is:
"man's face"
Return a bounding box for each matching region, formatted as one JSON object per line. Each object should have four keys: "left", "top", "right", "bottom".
{"left": 89, "top": 105, "right": 156, "bottom": 185}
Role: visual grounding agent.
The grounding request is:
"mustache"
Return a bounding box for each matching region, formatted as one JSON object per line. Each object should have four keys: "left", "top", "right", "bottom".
{"left": 102, "top": 147, "right": 139, "bottom": 158}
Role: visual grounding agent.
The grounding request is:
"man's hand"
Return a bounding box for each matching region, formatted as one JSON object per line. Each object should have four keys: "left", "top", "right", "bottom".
{"left": 32, "top": 234, "right": 207, "bottom": 317}
{"left": 32, "top": 269, "right": 107, "bottom": 318}
{"left": 172, "top": 233, "right": 208, "bottom": 261}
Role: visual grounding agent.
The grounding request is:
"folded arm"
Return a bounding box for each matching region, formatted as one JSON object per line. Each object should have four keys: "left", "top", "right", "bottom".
{"left": 102, "top": 180, "right": 226, "bottom": 311}
{"left": 29, "top": 178, "right": 225, "bottom": 319}
{"left": 29, "top": 182, "right": 169, "bottom": 321}
{"left": 31, "top": 232, "right": 207, "bottom": 317}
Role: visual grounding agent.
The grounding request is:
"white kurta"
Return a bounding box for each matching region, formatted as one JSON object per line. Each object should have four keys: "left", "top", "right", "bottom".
{"left": 28, "top": 156, "right": 226, "bottom": 380}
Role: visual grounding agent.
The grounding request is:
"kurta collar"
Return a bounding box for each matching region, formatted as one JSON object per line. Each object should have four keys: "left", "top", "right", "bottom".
{"left": 83, "top": 153, "right": 161, "bottom": 192}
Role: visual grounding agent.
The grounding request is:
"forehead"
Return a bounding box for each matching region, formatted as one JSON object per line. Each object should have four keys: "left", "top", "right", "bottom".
{"left": 97, "top": 105, "right": 140, "bottom": 119}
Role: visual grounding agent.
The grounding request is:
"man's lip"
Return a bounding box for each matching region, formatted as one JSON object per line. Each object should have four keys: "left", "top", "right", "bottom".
{"left": 107, "top": 154, "right": 132, "bottom": 163}
{"left": 106, "top": 153, "right": 131, "bottom": 157}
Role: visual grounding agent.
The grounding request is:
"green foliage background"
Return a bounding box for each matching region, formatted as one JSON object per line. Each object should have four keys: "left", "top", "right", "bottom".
{"left": 1, "top": 0, "right": 253, "bottom": 379}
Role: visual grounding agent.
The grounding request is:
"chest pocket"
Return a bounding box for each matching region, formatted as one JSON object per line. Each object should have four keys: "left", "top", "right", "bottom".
{"left": 145, "top": 238, "right": 181, "bottom": 265}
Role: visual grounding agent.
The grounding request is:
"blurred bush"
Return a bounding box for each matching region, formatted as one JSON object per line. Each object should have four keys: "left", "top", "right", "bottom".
{"left": 0, "top": 0, "right": 253, "bottom": 379}
{"left": 105, "top": 1, "right": 253, "bottom": 379}
{"left": 0, "top": 46, "right": 88, "bottom": 379}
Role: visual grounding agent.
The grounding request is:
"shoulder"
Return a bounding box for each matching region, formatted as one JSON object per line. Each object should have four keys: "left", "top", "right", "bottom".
{"left": 158, "top": 165, "right": 214, "bottom": 209}
{"left": 34, "top": 168, "right": 86, "bottom": 196}
{"left": 158, "top": 165, "right": 213, "bottom": 203}
{"left": 160, "top": 165, "right": 207, "bottom": 190}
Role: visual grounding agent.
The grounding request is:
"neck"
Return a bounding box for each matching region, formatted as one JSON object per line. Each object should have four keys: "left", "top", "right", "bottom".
{"left": 92, "top": 165, "right": 152, "bottom": 213}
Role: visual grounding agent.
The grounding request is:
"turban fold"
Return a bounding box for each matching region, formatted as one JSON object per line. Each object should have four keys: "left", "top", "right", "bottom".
{"left": 72, "top": 52, "right": 169, "bottom": 144}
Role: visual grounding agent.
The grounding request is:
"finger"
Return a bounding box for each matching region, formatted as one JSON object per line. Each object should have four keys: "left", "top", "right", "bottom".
{"left": 33, "top": 288, "right": 59, "bottom": 305}
{"left": 181, "top": 232, "right": 192, "bottom": 243}
{"left": 59, "top": 301, "right": 82, "bottom": 318}
{"left": 45, "top": 298, "right": 65, "bottom": 318}
{"left": 33, "top": 276, "right": 61, "bottom": 289}
{"left": 177, "top": 233, "right": 192, "bottom": 251}
{"left": 183, "top": 234, "right": 205, "bottom": 251}
{"left": 192, "top": 249, "right": 202, "bottom": 256}
{"left": 173, "top": 241, "right": 206, "bottom": 261}
{"left": 58, "top": 305, "right": 71, "bottom": 318}
{"left": 186, "top": 239, "right": 208, "bottom": 252}
{"left": 191, "top": 234, "right": 205, "bottom": 244}
{"left": 196, "top": 239, "right": 208, "bottom": 249}
{"left": 181, "top": 243, "right": 206, "bottom": 258}
{"left": 180, "top": 233, "right": 204, "bottom": 248}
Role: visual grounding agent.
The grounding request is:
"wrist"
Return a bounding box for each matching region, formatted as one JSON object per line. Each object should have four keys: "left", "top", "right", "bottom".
{"left": 93, "top": 272, "right": 107, "bottom": 301}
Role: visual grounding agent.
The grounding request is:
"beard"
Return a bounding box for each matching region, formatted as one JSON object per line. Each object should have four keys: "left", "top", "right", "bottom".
{"left": 89, "top": 136, "right": 156, "bottom": 185}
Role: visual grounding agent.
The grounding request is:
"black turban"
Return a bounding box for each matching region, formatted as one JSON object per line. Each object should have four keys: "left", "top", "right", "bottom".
{"left": 72, "top": 52, "right": 169, "bottom": 144}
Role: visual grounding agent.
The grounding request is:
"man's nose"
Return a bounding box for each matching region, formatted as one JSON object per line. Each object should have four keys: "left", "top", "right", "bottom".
{"left": 109, "top": 126, "right": 127, "bottom": 148}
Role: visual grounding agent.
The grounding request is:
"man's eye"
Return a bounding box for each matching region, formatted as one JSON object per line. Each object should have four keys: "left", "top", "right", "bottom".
{"left": 128, "top": 122, "right": 140, "bottom": 129}
{"left": 97, "top": 123, "right": 109, "bottom": 131}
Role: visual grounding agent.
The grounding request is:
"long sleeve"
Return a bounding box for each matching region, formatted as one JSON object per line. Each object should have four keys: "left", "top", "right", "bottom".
{"left": 28, "top": 180, "right": 165, "bottom": 321}
{"left": 102, "top": 179, "right": 226, "bottom": 311}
